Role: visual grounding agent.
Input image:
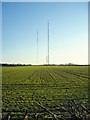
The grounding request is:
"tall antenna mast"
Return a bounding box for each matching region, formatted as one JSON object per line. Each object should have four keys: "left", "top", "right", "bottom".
{"left": 37, "top": 29, "right": 38, "bottom": 65}
{"left": 48, "top": 21, "right": 49, "bottom": 65}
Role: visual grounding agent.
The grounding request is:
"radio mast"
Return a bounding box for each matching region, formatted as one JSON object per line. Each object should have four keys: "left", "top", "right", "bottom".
{"left": 37, "top": 29, "right": 38, "bottom": 65}
{"left": 48, "top": 21, "right": 49, "bottom": 65}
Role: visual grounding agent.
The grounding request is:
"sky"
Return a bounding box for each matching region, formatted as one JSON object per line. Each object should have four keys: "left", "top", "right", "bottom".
{"left": 2, "top": 2, "right": 88, "bottom": 65}
{"left": 0, "top": 2, "right": 2, "bottom": 64}
{"left": 1, "top": 0, "right": 89, "bottom": 2}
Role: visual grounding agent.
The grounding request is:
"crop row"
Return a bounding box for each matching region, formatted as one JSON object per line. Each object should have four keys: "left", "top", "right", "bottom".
{"left": 2, "top": 66, "right": 88, "bottom": 118}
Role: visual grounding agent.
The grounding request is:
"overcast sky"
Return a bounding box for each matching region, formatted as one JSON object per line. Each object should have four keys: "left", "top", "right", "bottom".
{"left": 2, "top": 2, "right": 88, "bottom": 65}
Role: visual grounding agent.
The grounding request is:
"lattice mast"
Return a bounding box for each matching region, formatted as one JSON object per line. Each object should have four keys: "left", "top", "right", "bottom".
{"left": 48, "top": 21, "right": 49, "bottom": 65}
{"left": 37, "top": 29, "right": 38, "bottom": 65}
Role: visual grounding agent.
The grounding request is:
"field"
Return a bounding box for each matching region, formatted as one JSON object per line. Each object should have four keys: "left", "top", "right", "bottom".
{"left": 2, "top": 66, "right": 88, "bottom": 119}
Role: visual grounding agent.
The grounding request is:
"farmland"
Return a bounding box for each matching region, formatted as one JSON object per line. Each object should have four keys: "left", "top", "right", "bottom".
{"left": 2, "top": 66, "right": 88, "bottom": 119}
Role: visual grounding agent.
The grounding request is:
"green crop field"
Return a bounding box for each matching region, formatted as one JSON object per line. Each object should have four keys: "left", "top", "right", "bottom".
{"left": 2, "top": 66, "right": 88, "bottom": 119}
